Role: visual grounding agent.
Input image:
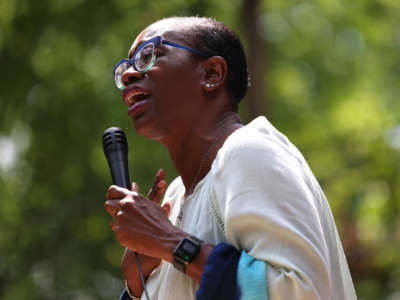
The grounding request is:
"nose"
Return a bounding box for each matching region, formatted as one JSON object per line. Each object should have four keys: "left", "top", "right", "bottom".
{"left": 121, "top": 65, "right": 145, "bottom": 87}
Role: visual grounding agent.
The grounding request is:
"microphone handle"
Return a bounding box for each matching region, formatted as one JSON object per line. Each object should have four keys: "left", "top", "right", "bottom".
{"left": 107, "top": 149, "right": 131, "bottom": 189}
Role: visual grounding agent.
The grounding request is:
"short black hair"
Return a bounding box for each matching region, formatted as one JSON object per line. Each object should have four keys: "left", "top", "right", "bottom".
{"left": 165, "top": 17, "right": 250, "bottom": 103}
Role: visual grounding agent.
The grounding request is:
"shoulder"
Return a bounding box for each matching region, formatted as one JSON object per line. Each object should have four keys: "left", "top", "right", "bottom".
{"left": 210, "top": 116, "right": 318, "bottom": 209}
{"left": 213, "top": 116, "right": 302, "bottom": 175}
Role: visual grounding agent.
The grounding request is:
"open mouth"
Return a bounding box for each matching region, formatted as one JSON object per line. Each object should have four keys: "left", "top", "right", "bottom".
{"left": 126, "top": 91, "right": 151, "bottom": 106}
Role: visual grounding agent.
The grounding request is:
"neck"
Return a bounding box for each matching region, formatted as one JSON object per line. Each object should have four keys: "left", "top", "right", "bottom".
{"left": 165, "top": 112, "right": 242, "bottom": 197}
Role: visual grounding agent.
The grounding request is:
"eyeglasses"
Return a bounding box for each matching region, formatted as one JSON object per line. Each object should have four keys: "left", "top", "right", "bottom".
{"left": 113, "top": 36, "right": 209, "bottom": 90}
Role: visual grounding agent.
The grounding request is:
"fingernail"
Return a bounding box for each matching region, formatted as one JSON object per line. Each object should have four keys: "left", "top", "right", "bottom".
{"left": 158, "top": 181, "right": 165, "bottom": 188}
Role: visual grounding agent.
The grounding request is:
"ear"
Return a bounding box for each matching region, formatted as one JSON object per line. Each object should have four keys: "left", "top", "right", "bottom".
{"left": 200, "top": 56, "right": 227, "bottom": 92}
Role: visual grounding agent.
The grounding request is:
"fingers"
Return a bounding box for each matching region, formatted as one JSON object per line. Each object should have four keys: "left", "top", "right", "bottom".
{"left": 105, "top": 197, "right": 137, "bottom": 216}
{"left": 161, "top": 202, "right": 171, "bottom": 217}
{"left": 104, "top": 199, "right": 121, "bottom": 216}
{"left": 153, "top": 180, "right": 167, "bottom": 203}
{"left": 105, "top": 185, "right": 136, "bottom": 216}
{"left": 148, "top": 169, "right": 165, "bottom": 200}
{"left": 148, "top": 169, "right": 166, "bottom": 203}
{"left": 156, "top": 168, "right": 165, "bottom": 180}
{"left": 106, "top": 185, "right": 132, "bottom": 200}
{"left": 131, "top": 182, "right": 140, "bottom": 193}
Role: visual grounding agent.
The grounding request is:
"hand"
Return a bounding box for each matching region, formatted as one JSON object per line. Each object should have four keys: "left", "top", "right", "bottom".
{"left": 120, "top": 170, "right": 170, "bottom": 282}
{"left": 105, "top": 169, "right": 174, "bottom": 258}
{"left": 105, "top": 169, "right": 213, "bottom": 287}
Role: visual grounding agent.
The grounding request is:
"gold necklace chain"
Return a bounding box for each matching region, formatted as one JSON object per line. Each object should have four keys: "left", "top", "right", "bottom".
{"left": 187, "top": 126, "right": 228, "bottom": 195}
{"left": 177, "top": 121, "right": 232, "bottom": 226}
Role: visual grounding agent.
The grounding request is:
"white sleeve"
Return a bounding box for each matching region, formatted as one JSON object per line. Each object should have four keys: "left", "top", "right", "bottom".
{"left": 212, "top": 136, "right": 332, "bottom": 300}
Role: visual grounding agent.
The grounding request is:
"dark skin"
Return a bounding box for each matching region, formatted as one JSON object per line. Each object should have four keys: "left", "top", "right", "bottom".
{"left": 104, "top": 19, "right": 243, "bottom": 297}
{"left": 119, "top": 169, "right": 169, "bottom": 295}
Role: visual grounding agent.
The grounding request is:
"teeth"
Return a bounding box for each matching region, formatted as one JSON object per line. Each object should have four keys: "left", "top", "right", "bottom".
{"left": 127, "top": 94, "right": 135, "bottom": 104}
{"left": 127, "top": 91, "right": 149, "bottom": 105}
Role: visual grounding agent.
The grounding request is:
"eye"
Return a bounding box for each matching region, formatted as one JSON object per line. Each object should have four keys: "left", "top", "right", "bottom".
{"left": 142, "top": 52, "right": 153, "bottom": 61}
{"left": 139, "top": 44, "right": 155, "bottom": 63}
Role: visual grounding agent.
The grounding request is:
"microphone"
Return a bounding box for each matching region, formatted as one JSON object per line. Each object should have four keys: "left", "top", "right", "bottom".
{"left": 102, "top": 127, "right": 131, "bottom": 189}
{"left": 102, "top": 127, "right": 151, "bottom": 300}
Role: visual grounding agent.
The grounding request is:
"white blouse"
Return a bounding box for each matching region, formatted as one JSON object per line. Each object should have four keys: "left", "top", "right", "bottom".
{"left": 144, "top": 116, "right": 356, "bottom": 300}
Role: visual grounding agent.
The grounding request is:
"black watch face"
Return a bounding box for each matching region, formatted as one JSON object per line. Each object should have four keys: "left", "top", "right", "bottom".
{"left": 176, "top": 238, "right": 199, "bottom": 262}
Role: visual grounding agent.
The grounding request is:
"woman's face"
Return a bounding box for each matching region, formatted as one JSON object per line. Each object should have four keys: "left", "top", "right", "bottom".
{"left": 121, "top": 20, "right": 206, "bottom": 142}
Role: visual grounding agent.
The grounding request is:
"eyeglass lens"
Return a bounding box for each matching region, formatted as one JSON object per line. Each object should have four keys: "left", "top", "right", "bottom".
{"left": 114, "top": 41, "right": 156, "bottom": 89}
{"left": 135, "top": 43, "right": 155, "bottom": 71}
{"left": 114, "top": 61, "right": 129, "bottom": 89}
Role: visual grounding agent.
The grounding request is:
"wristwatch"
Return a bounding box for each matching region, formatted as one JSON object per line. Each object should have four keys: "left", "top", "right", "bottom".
{"left": 172, "top": 236, "right": 204, "bottom": 273}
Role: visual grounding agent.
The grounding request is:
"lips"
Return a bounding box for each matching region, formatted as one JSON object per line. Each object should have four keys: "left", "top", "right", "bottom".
{"left": 122, "top": 85, "right": 151, "bottom": 120}
{"left": 122, "top": 86, "right": 151, "bottom": 106}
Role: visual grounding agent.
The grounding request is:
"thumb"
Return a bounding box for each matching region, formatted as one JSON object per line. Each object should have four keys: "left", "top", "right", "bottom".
{"left": 131, "top": 182, "right": 140, "bottom": 193}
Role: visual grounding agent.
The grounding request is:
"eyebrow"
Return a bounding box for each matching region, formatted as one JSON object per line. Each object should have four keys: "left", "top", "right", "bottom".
{"left": 127, "top": 35, "right": 158, "bottom": 59}
{"left": 128, "top": 40, "right": 143, "bottom": 59}
{"left": 128, "top": 47, "right": 136, "bottom": 60}
{"left": 127, "top": 32, "right": 175, "bottom": 59}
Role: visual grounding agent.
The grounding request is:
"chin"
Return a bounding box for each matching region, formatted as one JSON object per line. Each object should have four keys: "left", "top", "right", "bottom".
{"left": 131, "top": 114, "right": 165, "bottom": 141}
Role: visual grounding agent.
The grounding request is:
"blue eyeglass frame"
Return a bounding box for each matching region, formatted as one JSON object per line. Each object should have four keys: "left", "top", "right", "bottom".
{"left": 113, "top": 36, "right": 209, "bottom": 78}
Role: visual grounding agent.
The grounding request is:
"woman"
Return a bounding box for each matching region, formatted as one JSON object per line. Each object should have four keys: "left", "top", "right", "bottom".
{"left": 105, "top": 16, "right": 356, "bottom": 300}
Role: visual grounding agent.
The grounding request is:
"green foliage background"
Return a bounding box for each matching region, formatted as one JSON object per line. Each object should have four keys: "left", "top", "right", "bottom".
{"left": 0, "top": 0, "right": 399, "bottom": 299}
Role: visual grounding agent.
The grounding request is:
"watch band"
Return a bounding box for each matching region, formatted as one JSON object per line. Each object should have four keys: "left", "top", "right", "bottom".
{"left": 172, "top": 255, "right": 188, "bottom": 273}
{"left": 172, "top": 236, "right": 204, "bottom": 273}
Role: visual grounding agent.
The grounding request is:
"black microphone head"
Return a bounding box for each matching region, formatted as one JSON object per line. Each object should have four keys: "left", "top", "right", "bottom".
{"left": 102, "top": 127, "right": 128, "bottom": 154}
{"left": 102, "top": 127, "right": 131, "bottom": 188}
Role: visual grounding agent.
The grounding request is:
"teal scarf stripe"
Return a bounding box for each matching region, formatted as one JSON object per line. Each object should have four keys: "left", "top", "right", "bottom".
{"left": 237, "top": 251, "right": 268, "bottom": 300}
